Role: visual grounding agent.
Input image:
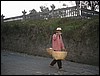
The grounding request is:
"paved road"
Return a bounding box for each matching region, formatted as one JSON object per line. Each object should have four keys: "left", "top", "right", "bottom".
{"left": 1, "top": 50, "right": 99, "bottom": 75}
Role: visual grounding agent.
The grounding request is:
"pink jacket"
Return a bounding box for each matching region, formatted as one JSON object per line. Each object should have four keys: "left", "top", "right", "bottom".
{"left": 52, "top": 34, "right": 65, "bottom": 51}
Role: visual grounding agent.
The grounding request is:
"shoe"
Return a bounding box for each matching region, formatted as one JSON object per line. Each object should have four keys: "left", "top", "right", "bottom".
{"left": 59, "top": 67, "right": 62, "bottom": 69}
{"left": 59, "top": 68, "right": 65, "bottom": 71}
{"left": 49, "top": 65, "right": 54, "bottom": 68}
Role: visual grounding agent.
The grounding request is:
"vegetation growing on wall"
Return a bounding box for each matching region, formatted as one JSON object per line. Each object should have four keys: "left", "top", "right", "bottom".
{"left": 1, "top": 16, "right": 99, "bottom": 66}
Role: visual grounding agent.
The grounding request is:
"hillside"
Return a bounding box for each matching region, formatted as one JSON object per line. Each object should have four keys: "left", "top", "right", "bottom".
{"left": 1, "top": 16, "right": 99, "bottom": 66}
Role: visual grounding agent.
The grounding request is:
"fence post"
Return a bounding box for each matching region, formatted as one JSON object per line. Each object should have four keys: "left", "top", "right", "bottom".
{"left": 1, "top": 14, "right": 5, "bottom": 22}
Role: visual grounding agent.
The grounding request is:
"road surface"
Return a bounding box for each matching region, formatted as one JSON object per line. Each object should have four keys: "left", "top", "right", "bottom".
{"left": 1, "top": 50, "right": 99, "bottom": 75}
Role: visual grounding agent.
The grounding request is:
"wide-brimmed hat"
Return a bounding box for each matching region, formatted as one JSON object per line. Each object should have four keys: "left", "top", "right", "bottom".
{"left": 56, "top": 27, "right": 62, "bottom": 31}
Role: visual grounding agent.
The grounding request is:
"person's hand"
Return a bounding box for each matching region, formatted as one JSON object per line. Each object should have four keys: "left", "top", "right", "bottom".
{"left": 59, "top": 32, "right": 62, "bottom": 35}
{"left": 62, "top": 49, "right": 66, "bottom": 51}
{"left": 56, "top": 31, "right": 62, "bottom": 35}
{"left": 56, "top": 32, "right": 59, "bottom": 35}
{"left": 58, "top": 31, "right": 62, "bottom": 35}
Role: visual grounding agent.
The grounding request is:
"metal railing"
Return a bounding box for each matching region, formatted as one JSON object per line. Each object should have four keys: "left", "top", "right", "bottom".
{"left": 1, "top": 6, "right": 99, "bottom": 22}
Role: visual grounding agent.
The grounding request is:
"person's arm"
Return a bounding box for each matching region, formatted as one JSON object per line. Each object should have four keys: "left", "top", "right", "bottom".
{"left": 61, "top": 42, "right": 65, "bottom": 49}
{"left": 52, "top": 34, "right": 59, "bottom": 41}
{"left": 60, "top": 35, "right": 65, "bottom": 50}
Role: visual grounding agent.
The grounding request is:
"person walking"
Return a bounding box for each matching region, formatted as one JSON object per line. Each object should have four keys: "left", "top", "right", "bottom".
{"left": 49, "top": 27, "right": 65, "bottom": 70}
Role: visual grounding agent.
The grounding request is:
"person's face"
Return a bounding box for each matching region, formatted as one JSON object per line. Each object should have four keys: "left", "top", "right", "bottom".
{"left": 56, "top": 30, "right": 62, "bottom": 34}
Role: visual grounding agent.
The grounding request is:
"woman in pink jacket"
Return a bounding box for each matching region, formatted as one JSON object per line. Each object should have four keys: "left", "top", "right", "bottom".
{"left": 49, "top": 27, "right": 65, "bottom": 70}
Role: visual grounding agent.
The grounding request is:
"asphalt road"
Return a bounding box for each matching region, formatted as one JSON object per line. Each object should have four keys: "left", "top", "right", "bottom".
{"left": 1, "top": 50, "right": 99, "bottom": 75}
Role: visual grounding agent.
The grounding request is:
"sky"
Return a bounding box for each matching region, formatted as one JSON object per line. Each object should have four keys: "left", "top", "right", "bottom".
{"left": 1, "top": 1, "right": 76, "bottom": 18}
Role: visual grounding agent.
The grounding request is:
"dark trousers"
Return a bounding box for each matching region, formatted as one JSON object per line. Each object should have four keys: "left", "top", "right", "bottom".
{"left": 50, "top": 59, "right": 62, "bottom": 69}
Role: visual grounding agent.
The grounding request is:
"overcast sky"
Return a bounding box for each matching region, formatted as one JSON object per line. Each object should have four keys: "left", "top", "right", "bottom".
{"left": 1, "top": 1, "right": 76, "bottom": 18}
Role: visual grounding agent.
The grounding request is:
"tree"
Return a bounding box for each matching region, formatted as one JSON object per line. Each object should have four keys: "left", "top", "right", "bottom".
{"left": 40, "top": 6, "right": 44, "bottom": 12}
{"left": 75, "top": 1, "right": 80, "bottom": 7}
{"left": 87, "top": 1, "right": 99, "bottom": 11}
{"left": 40, "top": 6, "right": 49, "bottom": 12}
{"left": 75, "top": 1, "right": 99, "bottom": 11}
{"left": 50, "top": 4, "right": 55, "bottom": 10}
